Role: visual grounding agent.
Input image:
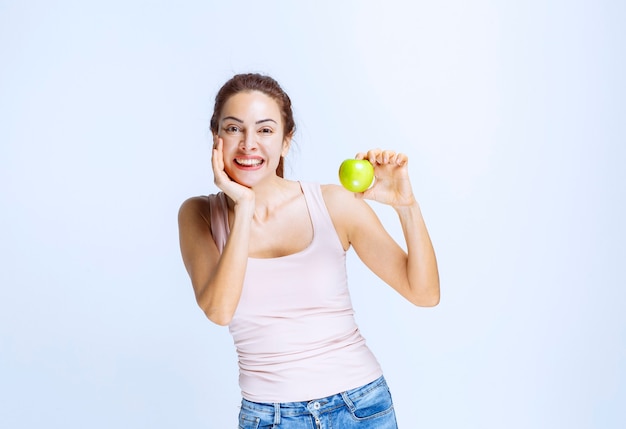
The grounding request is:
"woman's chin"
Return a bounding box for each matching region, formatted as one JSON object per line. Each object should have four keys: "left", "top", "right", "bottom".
{"left": 226, "top": 167, "right": 277, "bottom": 188}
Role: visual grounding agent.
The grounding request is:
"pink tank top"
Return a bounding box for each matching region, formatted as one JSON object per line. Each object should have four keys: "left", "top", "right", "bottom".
{"left": 208, "top": 182, "right": 382, "bottom": 402}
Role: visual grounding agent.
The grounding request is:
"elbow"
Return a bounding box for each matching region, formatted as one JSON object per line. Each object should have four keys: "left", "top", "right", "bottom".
{"left": 409, "top": 280, "right": 440, "bottom": 307}
{"left": 196, "top": 296, "right": 233, "bottom": 326}
{"left": 194, "top": 287, "right": 235, "bottom": 326}
{"left": 416, "top": 293, "right": 440, "bottom": 307}
{"left": 207, "top": 313, "right": 232, "bottom": 326}
{"left": 201, "top": 305, "right": 234, "bottom": 326}
{"left": 408, "top": 292, "right": 439, "bottom": 307}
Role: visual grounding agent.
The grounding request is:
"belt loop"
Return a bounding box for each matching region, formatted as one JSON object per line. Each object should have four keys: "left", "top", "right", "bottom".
{"left": 340, "top": 391, "right": 356, "bottom": 412}
{"left": 273, "top": 402, "right": 281, "bottom": 426}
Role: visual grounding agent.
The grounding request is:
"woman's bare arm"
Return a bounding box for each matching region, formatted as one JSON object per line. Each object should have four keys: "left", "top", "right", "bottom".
{"left": 177, "top": 138, "right": 256, "bottom": 326}
{"left": 324, "top": 149, "right": 439, "bottom": 306}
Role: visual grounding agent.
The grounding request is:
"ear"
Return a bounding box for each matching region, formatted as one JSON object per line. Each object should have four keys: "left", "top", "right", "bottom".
{"left": 281, "top": 134, "right": 292, "bottom": 157}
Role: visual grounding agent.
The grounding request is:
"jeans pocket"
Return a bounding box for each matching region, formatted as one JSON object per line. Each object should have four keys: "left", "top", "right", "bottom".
{"left": 349, "top": 382, "right": 395, "bottom": 421}
{"left": 238, "top": 412, "right": 260, "bottom": 429}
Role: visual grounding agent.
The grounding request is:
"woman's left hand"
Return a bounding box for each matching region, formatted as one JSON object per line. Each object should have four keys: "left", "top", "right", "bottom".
{"left": 355, "top": 148, "right": 416, "bottom": 208}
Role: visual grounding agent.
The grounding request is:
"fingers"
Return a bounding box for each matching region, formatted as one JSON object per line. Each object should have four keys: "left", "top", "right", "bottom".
{"left": 395, "top": 152, "right": 408, "bottom": 166}
{"left": 211, "top": 137, "right": 223, "bottom": 170}
{"left": 212, "top": 137, "right": 230, "bottom": 188}
{"left": 355, "top": 149, "right": 408, "bottom": 166}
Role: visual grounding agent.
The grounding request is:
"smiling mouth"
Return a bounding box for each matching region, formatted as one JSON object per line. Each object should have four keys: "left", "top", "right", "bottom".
{"left": 235, "top": 158, "right": 264, "bottom": 167}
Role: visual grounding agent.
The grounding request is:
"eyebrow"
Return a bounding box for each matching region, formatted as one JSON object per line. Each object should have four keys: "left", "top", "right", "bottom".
{"left": 221, "top": 116, "right": 278, "bottom": 125}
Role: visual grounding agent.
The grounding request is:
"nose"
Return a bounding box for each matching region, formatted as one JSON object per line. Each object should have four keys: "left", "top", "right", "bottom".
{"left": 240, "top": 131, "right": 257, "bottom": 151}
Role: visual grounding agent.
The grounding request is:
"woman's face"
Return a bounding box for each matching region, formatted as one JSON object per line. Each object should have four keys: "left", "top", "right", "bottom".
{"left": 216, "top": 90, "right": 290, "bottom": 186}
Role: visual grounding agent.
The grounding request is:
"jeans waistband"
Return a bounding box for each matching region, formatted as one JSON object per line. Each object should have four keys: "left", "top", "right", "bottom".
{"left": 240, "top": 375, "right": 388, "bottom": 419}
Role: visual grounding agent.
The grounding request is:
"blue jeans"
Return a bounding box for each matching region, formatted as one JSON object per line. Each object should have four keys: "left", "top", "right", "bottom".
{"left": 238, "top": 376, "right": 398, "bottom": 428}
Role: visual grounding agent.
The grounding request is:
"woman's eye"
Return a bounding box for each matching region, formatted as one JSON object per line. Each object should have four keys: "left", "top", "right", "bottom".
{"left": 226, "top": 126, "right": 241, "bottom": 133}
{"left": 259, "top": 127, "right": 273, "bottom": 134}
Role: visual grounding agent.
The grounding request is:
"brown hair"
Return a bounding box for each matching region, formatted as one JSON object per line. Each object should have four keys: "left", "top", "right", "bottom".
{"left": 210, "top": 73, "right": 296, "bottom": 178}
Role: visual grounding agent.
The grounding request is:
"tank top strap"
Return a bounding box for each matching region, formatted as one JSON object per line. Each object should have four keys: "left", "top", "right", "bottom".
{"left": 300, "top": 182, "right": 342, "bottom": 248}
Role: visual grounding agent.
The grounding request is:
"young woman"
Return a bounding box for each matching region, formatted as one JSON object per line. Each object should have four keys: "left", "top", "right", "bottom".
{"left": 178, "top": 73, "right": 439, "bottom": 428}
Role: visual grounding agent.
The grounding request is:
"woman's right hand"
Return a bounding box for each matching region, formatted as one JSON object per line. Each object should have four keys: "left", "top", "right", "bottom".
{"left": 212, "top": 136, "right": 255, "bottom": 207}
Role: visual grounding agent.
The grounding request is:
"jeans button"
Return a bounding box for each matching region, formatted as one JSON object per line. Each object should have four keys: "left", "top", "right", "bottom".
{"left": 313, "top": 401, "right": 321, "bottom": 410}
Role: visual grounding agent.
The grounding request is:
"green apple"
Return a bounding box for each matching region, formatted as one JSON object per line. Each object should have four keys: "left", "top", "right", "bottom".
{"left": 338, "top": 159, "right": 375, "bottom": 193}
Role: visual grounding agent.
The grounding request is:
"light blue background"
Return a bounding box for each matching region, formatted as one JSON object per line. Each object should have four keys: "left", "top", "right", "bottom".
{"left": 1, "top": 1, "right": 624, "bottom": 427}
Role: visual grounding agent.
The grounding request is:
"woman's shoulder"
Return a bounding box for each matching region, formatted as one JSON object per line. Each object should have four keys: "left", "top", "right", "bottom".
{"left": 320, "top": 183, "right": 363, "bottom": 203}
{"left": 180, "top": 195, "right": 208, "bottom": 210}
{"left": 178, "top": 194, "right": 218, "bottom": 225}
{"left": 180, "top": 192, "right": 227, "bottom": 207}
{"left": 320, "top": 183, "right": 369, "bottom": 216}
{"left": 320, "top": 183, "right": 349, "bottom": 200}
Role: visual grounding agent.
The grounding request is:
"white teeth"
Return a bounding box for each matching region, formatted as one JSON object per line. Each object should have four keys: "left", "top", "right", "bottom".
{"left": 235, "top": 158, "right": 263, "bottom": 166}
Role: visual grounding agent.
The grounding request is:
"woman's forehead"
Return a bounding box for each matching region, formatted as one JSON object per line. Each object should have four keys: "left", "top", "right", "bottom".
{"left": 221, "top": 91, "right": 282, "bottom": 120}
